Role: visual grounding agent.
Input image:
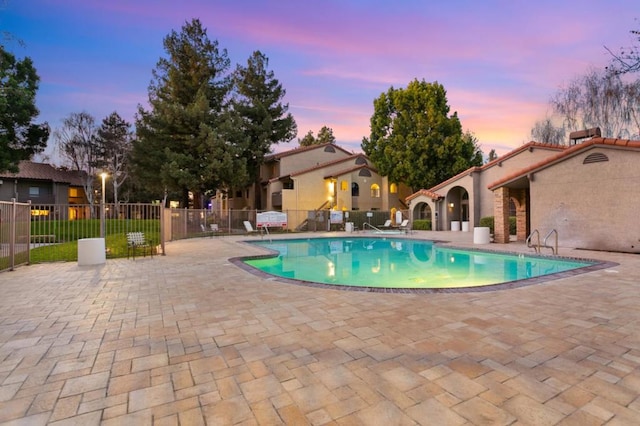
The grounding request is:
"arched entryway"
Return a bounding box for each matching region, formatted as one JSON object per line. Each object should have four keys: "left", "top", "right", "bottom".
{"left": 445, "top": 186, "right": 470, "bottom": 231}
{"left": 411, "top": 202, "right": 433, "bottom": 230}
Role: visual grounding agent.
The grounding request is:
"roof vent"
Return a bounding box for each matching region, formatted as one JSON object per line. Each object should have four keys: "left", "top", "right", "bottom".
{"left": 569, "top": 127, "right": 601, "bottom": 145}
{"left": 583, "top": 152, "right": 609, "bottom": 164}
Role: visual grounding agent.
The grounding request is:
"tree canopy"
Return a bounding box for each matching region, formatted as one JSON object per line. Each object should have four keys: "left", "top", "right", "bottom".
{"left": 549, "top": 68, "right": 640, "bottom": 139}
{"left": 231, "top": 50, "right": 297, "bottom": 184}
{"left": 54, "top": 111, "right": 99, "bottom": 206}
{"left": 361, "top": 79, "right": 483, "bottom": 191}
{"left": 606, "top": 23, "right": 640, "bottom": 74}
{"left": 132, "top": 18, "right": 236, "bottom": 208}
{"left": 0, "top": 46, "right": 49, "bottom": 173}
{"left": 298, "top": 126, "right": 336, "bottom": 146}
{"left": 95, "top": 112, "right": 132, "bottom": 204}
{"left": 531, "top": 118, "right": 566, "bottom": 145}
{"left": 132, "top": 20, "right": 295, "bottom": 207}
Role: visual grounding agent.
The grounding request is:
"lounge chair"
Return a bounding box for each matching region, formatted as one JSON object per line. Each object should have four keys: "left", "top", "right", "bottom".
{"left": 244, "top": 221, "right": 259, "bottom": 235}
{"left": 398, "top": 219, "right": 410, "bottom": 233}
{"left": 381, "top": 219, "right": 392, "bottom": 228}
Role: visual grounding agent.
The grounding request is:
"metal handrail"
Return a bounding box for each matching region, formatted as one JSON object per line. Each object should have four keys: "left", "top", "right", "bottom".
{"left": 362, "top": 223, "right": 382, "bottom": 232}
{"left": 261, "top": 225, "right": 271, "bottom": 242}
{"left": 526, "top": 229, "right": 540, "bottom": 253}
{"left": 543, "top": 229, "right": 558, "bottom": 255}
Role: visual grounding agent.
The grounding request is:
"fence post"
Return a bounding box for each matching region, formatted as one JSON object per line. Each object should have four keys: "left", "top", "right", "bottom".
{"left": 10, "top": 198, "right": 16, "bottom": 271}
{"left": 160, "top": 205, "right": 166, "bottom": 256}
{"left": 27, "top": 200, "right": 31, "bottom": 265}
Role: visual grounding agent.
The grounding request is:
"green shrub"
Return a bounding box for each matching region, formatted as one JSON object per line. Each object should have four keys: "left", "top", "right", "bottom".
{"left": 479, "top": 216, "right": 516, "bottom": 235}
{"left": 479, "top": 216, "right": 494, "bottom": 234}
{"left": 412, "top": 219, "right": 431, "bottom": 230}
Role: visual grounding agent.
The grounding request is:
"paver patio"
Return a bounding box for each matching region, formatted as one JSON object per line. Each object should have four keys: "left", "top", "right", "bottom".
{"left": 1, "top": 231, "right": 639, "bottom": 425}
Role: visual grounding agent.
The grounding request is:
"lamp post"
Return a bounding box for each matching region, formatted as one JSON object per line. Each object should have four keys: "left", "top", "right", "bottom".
{"left": 100, "top": 172, "right": 108, "bottom": 238}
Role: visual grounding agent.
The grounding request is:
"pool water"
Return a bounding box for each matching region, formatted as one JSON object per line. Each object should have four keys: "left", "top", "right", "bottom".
{"left": 244, "top": 237, "right": 593, "bottom": 289}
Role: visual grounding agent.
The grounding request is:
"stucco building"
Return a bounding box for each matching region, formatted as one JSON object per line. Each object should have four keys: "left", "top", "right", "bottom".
{"left": 213, "top": 143, "right": 412, "bottom": 229}
{"left": 407, "top": 137, "right": 640, "bottom": 253}
{"left": 0, "top": 161, "right": 88, "bottom": 219}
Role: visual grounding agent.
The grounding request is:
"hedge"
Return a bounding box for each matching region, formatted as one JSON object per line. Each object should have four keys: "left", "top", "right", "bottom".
{"left": 412, "top": 219, "right": 432, "bottom": 230}
{"left": 478, "top": 216, "right": 517, "bottom": 235}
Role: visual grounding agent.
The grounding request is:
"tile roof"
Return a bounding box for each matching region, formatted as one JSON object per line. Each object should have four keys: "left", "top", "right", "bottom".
{"left": 289, "top": 153, "right": 370, "bottom": 177}
{"left": 323, "top": 163, "right": 379, "bottom": 179}
{"left": 406, "top": 189, "right": 443, "bottom": 202}
{"left": 0, "top": 161, "right": 86, "bottom": 186}
{"left": 488, "top": 138, "right": 640, "bottom": 190}
{"left": 427, "top": 141, "right": 566, "bottom": 193}
{"left": 265, "top": 142, "right": 353, "bottom": 160}
{"left": 403, "top": 142, "right": 569, "bottom": 202}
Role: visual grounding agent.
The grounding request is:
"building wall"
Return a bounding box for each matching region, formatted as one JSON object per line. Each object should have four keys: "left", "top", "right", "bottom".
{"left": 407, "top": 145, "right": 566, "bottom": 231}
{"left": 477, "top": 146, "right": 564, "bottom": 219}
{"left": 0, "top": 179, "right": 17, "bottom": 200}
{"left": 336, "top": 176, "right": 353, "bottom": 211}
{"left": 530, "top": 147, "right": 640, "bottom": 253}
{"left": 278, "top": 146, "right": 351, "bottom": 176}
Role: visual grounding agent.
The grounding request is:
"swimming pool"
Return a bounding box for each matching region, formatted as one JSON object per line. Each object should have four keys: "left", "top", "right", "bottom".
{"left": 239, "top": 237, "right": 600, "bottom": 291}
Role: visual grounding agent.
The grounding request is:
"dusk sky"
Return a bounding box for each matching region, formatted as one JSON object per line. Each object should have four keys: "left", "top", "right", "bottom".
{"left": 3, "top": 0, "right": 638, "bottom": 161}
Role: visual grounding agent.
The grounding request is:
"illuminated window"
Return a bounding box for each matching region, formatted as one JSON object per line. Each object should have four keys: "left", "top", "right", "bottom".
{"left": 30, "top": 209, "right": 50, "bottom": 217}
{"left": 340, "top": 180, "right": 348, "bottom": 191}
{"left": 69, "top": 188, "right": 79, "bottom": 197}
{"left": 390, "top": 183, "right": 397, "bottom": 194}
{"left": 371, "top": 184, "right": 380, "bottom": 198}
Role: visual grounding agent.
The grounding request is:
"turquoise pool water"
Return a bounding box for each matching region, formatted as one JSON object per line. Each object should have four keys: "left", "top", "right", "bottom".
{"left": 244, "top": 237, "right": 593, "bottom": 289}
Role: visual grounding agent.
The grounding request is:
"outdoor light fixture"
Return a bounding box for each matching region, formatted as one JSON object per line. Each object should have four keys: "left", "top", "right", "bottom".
{"left": 449, "top": 202, "right": 454, "bottom": 208}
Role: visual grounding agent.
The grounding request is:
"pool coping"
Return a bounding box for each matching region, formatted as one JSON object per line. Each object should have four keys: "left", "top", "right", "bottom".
{"left": 229, "top": 236, "right": 619, "bottom": 293}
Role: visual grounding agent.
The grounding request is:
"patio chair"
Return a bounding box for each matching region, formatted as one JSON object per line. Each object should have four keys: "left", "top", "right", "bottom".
{"left": 381, "top": 219, "right": 392, "bottom": 228}
{"left": 126, "top": 232, "right": 153, "bottom": 259}
{"left": 244, "top": 221, "right": 260, "bottom": 235}
{"left": 398, "top": 219, "right": 411, "bottom": 233}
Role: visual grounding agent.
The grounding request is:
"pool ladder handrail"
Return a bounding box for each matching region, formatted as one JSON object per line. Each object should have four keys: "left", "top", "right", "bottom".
{"left": 543, "top": 229, "right": 558, "bottom": 255}
{"left": 362, "top": 222, "right": 382, "bottom": 233}
{"left": 526, "top": 228, "right": 558, "bottom": 255}
{"left": 259, "top": 225, "right": 272, "bottom": 242}
{"left": 526, "top": 229, "right": 540, "bottom": 253}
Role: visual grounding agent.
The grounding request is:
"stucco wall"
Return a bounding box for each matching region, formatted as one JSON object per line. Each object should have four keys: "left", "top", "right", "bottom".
{"left": 477, "top": 147, "right": 563, "bottom": 219}
{"left": 530, "top": 147, "right": 640, "bottom": 253}
{"left": 279, "top": 147, "right": 351, "bottom": 176}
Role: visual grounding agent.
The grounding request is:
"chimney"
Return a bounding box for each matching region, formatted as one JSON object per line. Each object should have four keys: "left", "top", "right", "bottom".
{"left": 569, "top": 127, "right": 601, "bottom": 145}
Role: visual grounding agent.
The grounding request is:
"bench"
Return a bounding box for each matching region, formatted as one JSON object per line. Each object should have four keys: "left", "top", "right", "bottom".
{"left": 126, "top": 232, "right": 153, "bottom": 259}
{"left": 30, "top": 234, "right": 57, "bottom": 244}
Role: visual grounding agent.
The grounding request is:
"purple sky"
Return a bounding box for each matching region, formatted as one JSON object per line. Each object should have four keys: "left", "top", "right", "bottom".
{"left": 3, "top": 0, "right": 637, "bottom": 160}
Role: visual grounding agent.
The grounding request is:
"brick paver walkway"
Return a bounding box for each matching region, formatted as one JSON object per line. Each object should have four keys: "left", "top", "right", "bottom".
{"left": 1, "top": 232, "right": 639, "bottom": 425}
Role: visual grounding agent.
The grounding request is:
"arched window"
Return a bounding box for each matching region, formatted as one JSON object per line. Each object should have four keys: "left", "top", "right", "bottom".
{"left": 371, "top": 184, "right": 380, "bottom": 198}
{"left": 351, "top": 182, "right": 359, "bottom": 197}
{"left": 341, "top": 180, "right": 348, "bottom": 191}
{"left": 390, "top": 183, "right": 397, "bottom": 194}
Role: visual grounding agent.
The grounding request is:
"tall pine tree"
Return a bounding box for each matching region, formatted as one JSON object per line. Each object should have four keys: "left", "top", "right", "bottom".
{"left": 231, "top": 51, "right": 297, "bottom": 208}
{"left": 132, "top": 19, "right": 239, "bottom": 208}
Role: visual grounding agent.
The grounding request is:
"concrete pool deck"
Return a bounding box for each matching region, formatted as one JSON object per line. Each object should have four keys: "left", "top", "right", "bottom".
{"left": 0, "top": 231, "right": 639, "bottom": 425}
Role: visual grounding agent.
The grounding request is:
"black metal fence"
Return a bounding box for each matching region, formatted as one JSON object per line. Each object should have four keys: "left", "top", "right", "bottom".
{"left": 0, "top": 203, "right": 409, "bottom": 270}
